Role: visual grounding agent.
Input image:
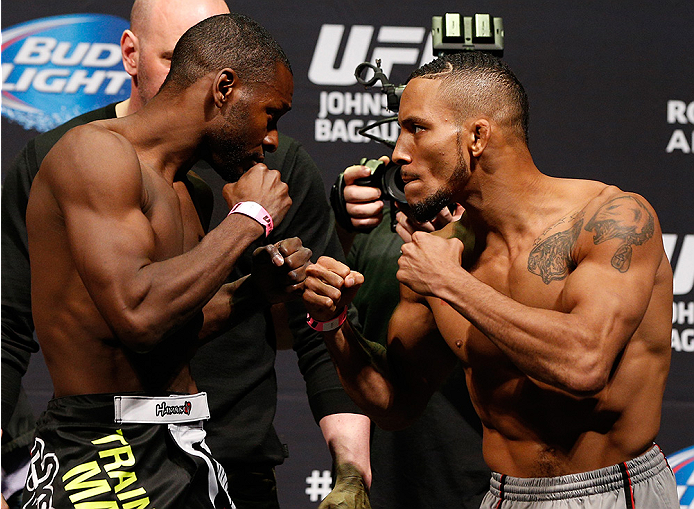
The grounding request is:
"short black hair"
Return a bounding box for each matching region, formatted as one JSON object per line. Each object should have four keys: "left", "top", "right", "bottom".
{"left": 163, "top": 13, "right": 291, "bottom": 90}
{"left": 410, "top": 51, "right": 529, "bottom": 144}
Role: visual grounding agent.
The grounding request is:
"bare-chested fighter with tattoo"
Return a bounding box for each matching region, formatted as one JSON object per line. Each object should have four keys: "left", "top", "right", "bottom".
{"left": 303, "top": 51, "right": 678, "bottom": 508}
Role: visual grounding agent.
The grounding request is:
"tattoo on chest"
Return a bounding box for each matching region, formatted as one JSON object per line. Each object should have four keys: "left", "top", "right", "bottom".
{"left": 585, "top": 196, "right": 654, "bottom": 272}
{"left": 528, "top": 219, "right": 582, "bottom": 284}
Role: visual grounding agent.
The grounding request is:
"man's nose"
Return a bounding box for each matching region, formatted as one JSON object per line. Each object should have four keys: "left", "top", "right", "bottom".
{"left": 391, "top": 134, "right": 410, "bottom": 166}
{"left": 263, "top": 129, "right": 279, "bottom": 153}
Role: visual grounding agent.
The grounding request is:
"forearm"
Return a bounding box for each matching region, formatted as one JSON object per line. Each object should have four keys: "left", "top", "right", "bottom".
{"left": 323, "top": 321, "right": 416, "bottom": 429}
{"left": 319, "top": 413, "right": 372, "bottom": 487}
{"left": 438, "top": 268, "right": 610, "bottom": 394}
{"left": 198, "top": 275, "right": 268, "bottom": 343}
{"left": 104, "top": 214, "right": 265, "bottom": 352}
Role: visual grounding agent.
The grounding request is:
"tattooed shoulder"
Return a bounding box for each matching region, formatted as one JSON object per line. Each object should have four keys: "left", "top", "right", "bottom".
{"left": 527, "top": 212, "right": 584, "bottom": 284}
{"left": 584, "top": 195, "right": 655, "bottom": 272}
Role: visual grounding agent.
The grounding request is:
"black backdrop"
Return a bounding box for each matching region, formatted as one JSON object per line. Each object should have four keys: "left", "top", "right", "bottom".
{"left": 2, "top": 2, "right": 693, "bottom": 507}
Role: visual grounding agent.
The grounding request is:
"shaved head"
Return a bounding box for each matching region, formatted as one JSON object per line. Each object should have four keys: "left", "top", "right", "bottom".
{"left": 410, "top": 52, "right": 529, "bottom": 144}
{"left": 123, "top": 0, "right": 230, "bottom": 111}
{"left": 130, "top": 0, "right": 230, "bottom": 40}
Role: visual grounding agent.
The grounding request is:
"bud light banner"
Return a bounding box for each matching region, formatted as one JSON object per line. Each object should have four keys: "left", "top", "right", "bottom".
{"left": 1, "top": 14, "right": 129, "bottom": 132}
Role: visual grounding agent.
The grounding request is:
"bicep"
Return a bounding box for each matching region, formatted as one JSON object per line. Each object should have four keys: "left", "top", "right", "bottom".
{"left": 563, "top": 199, "right": 665, "bottom": 357}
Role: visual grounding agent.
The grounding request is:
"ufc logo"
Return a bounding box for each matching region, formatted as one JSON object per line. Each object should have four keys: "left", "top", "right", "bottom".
{"left": 663, "top": 234, "right": 694, "bottom": 296}
{"left": 308, "top": 24, "right": 433, "bottom": 86}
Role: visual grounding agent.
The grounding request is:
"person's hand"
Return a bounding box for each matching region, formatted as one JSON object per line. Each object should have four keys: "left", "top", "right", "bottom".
{"left": 318, "top": 463, "right": 371, "bottom": 509}
{"left": 397, "top": 232, "right": 465, "bottom": 297}
{"left": 342, "top": 156, "right": 390, "bottom": 230}
{"left": 394, "top": 203, "right": 465, "bottom": 243}
{"left": 252, "top": 237, "right": 312, "bottom": 303}
{"left": 222, "top": 163, "right": 292, "bottom": 226}
{"left": 303, "top": 257, "right": 363, "bottom": 322}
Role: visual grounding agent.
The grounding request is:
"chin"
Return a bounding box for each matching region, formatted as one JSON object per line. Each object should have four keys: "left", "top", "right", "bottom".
{"left": 212, "top": 164, "right": 243, "bottom": 183}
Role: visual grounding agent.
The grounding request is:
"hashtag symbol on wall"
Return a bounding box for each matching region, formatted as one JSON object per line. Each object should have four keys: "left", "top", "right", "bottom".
{"left": 305, "top": 469, "right": 333, "bottom": 502}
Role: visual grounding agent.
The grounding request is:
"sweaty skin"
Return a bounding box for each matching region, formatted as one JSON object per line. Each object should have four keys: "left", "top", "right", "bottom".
{"left": 303, "top": 74, "right": 673, "bottom": 479}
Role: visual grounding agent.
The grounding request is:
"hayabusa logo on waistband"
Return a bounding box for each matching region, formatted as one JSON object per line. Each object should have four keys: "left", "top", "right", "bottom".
{"left": 1, "top": 14, "right": 129, "bottom": 132}
{"left": 155, "top": 401, "right": 192, "bottom": 417}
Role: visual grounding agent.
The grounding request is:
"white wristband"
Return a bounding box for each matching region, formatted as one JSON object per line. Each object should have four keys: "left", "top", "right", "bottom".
{"left": 229, "top": 201, "right": 274, "bottom": 237}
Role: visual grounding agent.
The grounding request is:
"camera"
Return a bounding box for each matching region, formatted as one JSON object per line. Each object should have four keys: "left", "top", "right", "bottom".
{"left": 330, "top": 158, "right": 407, "bottom": 232}
{"left": 331, "top": 12, "right": 504, "bottom": 232}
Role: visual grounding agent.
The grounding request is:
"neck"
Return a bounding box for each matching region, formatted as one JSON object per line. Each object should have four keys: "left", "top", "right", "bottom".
{"left": 115, "top": 99, "right": 130, "bottom": 118}
{"left": 120, "top": 90, "right": 206, "bottom": 183}
{"left": 461, "top": 147, "right": 553, "bottom": 239}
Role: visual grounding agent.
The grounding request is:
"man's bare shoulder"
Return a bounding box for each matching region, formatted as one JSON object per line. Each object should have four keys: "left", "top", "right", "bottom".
{"left": 580, "top": 185, "right": 659, "bottom": 242}
{"left": 573, "top": 184, "right": 664, "bottom": 273}
{"left": 40, "top": 121, "right": 143, "bottom": 194}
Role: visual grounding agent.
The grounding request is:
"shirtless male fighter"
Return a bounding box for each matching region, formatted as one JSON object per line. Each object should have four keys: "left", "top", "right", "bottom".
{"left": 303, "top": 51, "right": 678, "bottom": 508}
{"left": 23, "top": 13, "right": 308, "bottom": 509}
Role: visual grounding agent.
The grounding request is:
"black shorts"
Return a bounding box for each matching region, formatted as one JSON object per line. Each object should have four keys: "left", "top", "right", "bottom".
{"left": 22, "top": 393, "right": 234, "bottom": 509}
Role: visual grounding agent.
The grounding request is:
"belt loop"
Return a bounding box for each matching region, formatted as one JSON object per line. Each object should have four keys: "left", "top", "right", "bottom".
{"left": 114, "top": 396, "right": 122, "bottom": 424}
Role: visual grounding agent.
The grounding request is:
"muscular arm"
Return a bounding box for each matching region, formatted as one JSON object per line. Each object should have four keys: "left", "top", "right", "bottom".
{"left": 31, "top": 125, "right": 287, "bottom": 353}
{"left": 266, "top": 136, "right": 374, "bottom": 486}
{"left": 305, "top": 260, "right": 457, "bottom": 430}
{"left": 399, "top": 192, "right": 670, "bottom": 397}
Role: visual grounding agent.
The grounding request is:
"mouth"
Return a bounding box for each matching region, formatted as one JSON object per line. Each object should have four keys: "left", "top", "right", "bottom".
{"left": 400, "top": 171, "right": 417, "bottom": 184}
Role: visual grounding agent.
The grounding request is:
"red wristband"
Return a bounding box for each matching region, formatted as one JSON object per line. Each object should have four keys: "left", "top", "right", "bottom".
{"left": 307, "top": 307, "right": 347, "bottom": 332}
{"left": 229, "top": 201, "right": 274, "bottom": 237}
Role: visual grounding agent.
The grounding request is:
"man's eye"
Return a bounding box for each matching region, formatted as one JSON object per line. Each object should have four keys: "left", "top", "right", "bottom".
{"left": 413, "top": 125, "right": 424, "bottom": 133}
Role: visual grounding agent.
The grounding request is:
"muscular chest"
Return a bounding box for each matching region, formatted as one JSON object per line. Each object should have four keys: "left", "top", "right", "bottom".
{"left": 143, "top": 177, "right": 205, "bottom": 259}
{"left": 431, "top": 246, "right": 569, "bottom": 365}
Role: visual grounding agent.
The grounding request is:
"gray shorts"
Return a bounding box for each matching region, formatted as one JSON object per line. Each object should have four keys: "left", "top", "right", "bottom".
{"left": 480, "top": 444, "right": 678, "bottom": 508}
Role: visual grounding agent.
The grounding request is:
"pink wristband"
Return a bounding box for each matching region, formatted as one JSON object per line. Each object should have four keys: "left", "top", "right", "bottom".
{"left": 307, "top": 307, "right": 347, "bottom": 332}
{"left": 229, "top": 201, "right": 274, "bottom": 237}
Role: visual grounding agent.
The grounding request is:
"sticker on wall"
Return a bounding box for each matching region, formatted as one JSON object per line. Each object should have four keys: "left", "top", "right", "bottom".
{"left": 1, "top": 14, "right": 130, "bottom": 132}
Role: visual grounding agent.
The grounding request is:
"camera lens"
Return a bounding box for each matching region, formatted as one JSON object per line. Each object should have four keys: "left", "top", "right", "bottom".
{"left": 383, "top": 164, "right": 407, "bottom": 205}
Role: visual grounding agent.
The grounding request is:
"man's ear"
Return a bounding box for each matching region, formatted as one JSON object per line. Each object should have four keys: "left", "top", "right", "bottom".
{"left": 470, "top": 118, "right": 491, "bottom": 157}
{"left": 120, "top": 30, "right": 139, "bottom": 77}
{"left": 213, "top": 68, "right": 239, "bottom": 108}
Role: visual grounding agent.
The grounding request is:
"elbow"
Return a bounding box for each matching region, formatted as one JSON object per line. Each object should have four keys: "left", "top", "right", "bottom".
{"left": 562, "top": 353, "right": 611, "bottom": 397}
{"left": 112, "top": 310, "right": 163, "bottom": 353}
{"left": 369, "top": 399, "right": 424, "bottom": 431}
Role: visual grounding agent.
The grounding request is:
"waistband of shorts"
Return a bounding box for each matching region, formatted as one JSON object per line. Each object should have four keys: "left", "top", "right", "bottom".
{"left": 488, "top": 444, "right": 668, "bottom": 501}
{"left": 45, "top": 392, "right": 209, "bottom": 425}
